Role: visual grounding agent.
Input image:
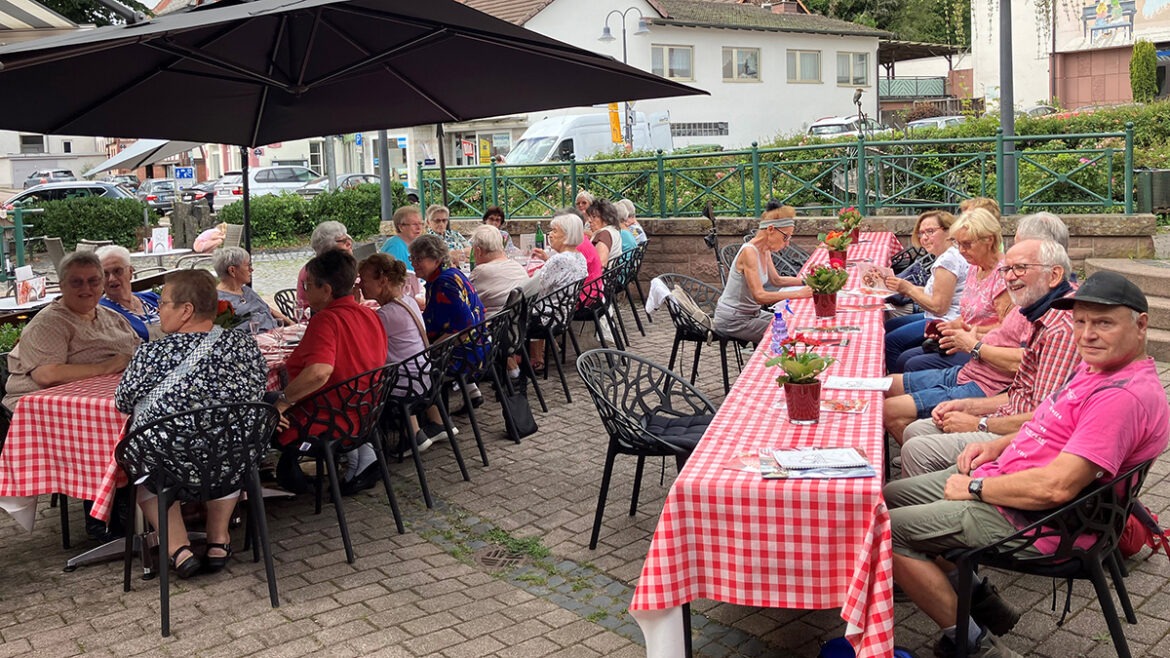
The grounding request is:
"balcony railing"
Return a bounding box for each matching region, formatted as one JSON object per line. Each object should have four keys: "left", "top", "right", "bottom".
{"left": 879, "top": 76, "right": 947, "bottom": 99}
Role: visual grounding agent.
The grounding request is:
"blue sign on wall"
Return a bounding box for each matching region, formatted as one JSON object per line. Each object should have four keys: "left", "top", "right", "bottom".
{"left": 355, "top": 133, "right": 363, "bottom": 146}
{"left": 174, "top": 166, "right": 195, "bottom": 180}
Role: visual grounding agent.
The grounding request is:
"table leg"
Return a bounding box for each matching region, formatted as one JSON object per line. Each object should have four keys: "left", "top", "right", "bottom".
{"left": 630, "top": 606, "right": 689, "bottom": 658}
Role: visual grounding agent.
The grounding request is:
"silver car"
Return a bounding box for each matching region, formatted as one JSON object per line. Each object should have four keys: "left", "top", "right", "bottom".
{"left": 296, "top": 173, "right": 380, "bottom": 199}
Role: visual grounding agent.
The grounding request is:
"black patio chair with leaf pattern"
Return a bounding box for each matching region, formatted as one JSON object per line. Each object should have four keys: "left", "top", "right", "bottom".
{"left": 273, "top": 288, "right": 298, "bottom": 319}
{"left": 444, "top": 311, "right": 513, "bottom": 459}
{"left": 495, "top": 288, "right": 547, "bottom": 415}
{"left": 721, "top": 241, "right": 801, "bottom": 281}
{"left": 527, "top": 278, "right": 585, "bottom": 404}
{"left": 567, "top": 268, "right": 626, "bottom": 354}
{"left": 656, "top": 273, "right": 747, "bottom": 394}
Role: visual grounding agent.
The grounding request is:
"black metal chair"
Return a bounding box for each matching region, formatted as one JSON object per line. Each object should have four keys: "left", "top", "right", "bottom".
{"left": 444, "top": 312, "right": 513, "bottom": 459}
{"left": 568, "top": 268, "right": 626, "bottom": 353}
{"left": 891, "top": 245, "right": 933, "bottom": 274}
{"left": 576, "top": 349, "right": 716, "bottom": 550}
{"left": 382, "top": 335, "right": 467, "bottom": 510}
{"left": 281, "top": 365, "right": 404, "bottom": 564}
{"left": 495, "top": 288, "right": 548, "bottom": 416}
{"left": 114, "top": 402, "right": 281, "bottom": 637}
{"left": 656, "top": 273, "right": 747, "bottom": 394}
{"left": 273, "top": 288, "right": 298, "bottom": 319}
{"left": 944, "top": 459, "right": 1155, "bottom": 658}
{"left": 625, "top": 242, "right": 652, "bottom": 328}
{"left": 721, "top": 241, "right": 801, "bottom": 280}
{"left": 615, "top": 247, "right": 646, "bottom": 337}
{"left": 527, "top": 278, "right": 585, "bottom": 403}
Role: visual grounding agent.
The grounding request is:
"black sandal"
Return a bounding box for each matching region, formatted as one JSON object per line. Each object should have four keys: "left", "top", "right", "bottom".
{"left": 204, "top": 542, "right": 233, "bottom": 572}
{"left": 171, "top": 545, "right": 201, "bottom": 579}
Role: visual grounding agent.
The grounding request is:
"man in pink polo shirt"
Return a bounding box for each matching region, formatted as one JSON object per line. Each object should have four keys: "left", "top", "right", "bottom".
{"left": 884, "top": 271, "right": 1169, "bottom": 658}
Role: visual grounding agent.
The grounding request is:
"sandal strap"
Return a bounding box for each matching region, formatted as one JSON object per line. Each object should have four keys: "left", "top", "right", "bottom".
{"left": 170, "top": 544, "right": 195, "bottom": 564}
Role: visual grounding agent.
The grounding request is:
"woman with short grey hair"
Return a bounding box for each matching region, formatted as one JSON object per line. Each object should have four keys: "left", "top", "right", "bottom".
{"left": 214, "top": 246, "right": 288, "bottom": 333}
{"left": 96, "top": 245, "right": 162, "bottom": 341}
{"left": 297, "top": 221, "right": 353, "bottom": 308}
{"left": 528, "top": 212, "right": 589, "bottom": 372}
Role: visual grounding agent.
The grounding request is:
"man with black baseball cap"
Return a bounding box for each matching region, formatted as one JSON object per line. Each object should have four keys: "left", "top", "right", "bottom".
{"left": 883, "top": 269, "right": 1169, "bottom": 658}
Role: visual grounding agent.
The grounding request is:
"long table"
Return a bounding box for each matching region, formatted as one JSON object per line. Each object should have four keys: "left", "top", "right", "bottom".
{"left": 629, "top": 232, "right": 902, "bottom": 657}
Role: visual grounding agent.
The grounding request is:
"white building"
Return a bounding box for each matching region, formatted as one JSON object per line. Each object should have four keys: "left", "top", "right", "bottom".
{"left": 969, "top": 0, "right": 1051, "bottom": 110}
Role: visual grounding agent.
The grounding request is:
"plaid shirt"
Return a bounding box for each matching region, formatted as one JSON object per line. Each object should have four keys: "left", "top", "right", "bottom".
{"left": 995, "top": 304, "right": 1079, "bottom": 417}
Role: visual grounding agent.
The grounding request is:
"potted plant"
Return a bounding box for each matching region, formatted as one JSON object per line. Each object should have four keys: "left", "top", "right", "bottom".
{"left": 838, "top": 206, "right": 864, "bottom": 242}
{"left": 804, "top": 264, "right": 849, "bottom": 318}
{"left": 819, "top": 229, "right": 852, "bottom": 266}
{"left": 765, "top": 334, "right": 836, "bottom": 424}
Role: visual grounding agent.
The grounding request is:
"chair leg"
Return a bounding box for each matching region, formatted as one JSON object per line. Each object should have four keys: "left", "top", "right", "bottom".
{"left": 368, "top": 440, "right": 405, "bottom": 535}
{"left": 611, "top": 301, "right": 632, "bottom": 347}
{"left": 123, "top": 486, "right": 136, "bottom": 593}
{"left": 400, "top": 406, "right": 434, "bottom": 508}
{"left": 245, "top": 471, "right": 280, "bottom": 607}
{"left": 443, "top": 385, "right": 476, "bottom": 475}
{"left": 718, "top": 340, "right": 732, "bottom": 394}
{"left": 58, "top": 494, "right": 70, "bottom": 550}
{"left": 1106, "top": 551, "right": 1138, "bottom": 624}
{"left": 625, "top": 284, "right": 646, "bottom": 336}
{"left": 668, "top": 334, "right": 682, "bottom": 373}
{"left": 690, "top": 341, "right": 702, "bottom": 385}
{"left": 954, "top": 560, "right": 975, "bottom": 658}
{"left": 456, "top": 377, "right": 487, "bottom": 468}
{"left": 157, "top": 486, "right": 171, "bottom": 637}
{"left": 633, "top": 278, "right": 652, "bottom": 324}
{"left": 589, "top": 447, "right": 619, "bottom": 550}
{"left": 320, "top": 446, "right": 355, "bottom": 564}
{"left": 630, "top": 456, "right": 646, "bottom": 517}
{"left": 547, "top": 334, "right": 573, "bottom": 403}
{"left": 1089, "top": 561, "right": 1133, "bottom": 658}
{"left": 313, "top": 457, "right": 324, "bottom": 515}
{"left": 518, "top": 349, "right": 548, "bottom": 413}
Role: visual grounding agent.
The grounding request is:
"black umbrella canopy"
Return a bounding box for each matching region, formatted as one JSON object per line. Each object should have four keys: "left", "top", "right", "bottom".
{"left": 0, "top": 0, "right": 705, "bottom": 146}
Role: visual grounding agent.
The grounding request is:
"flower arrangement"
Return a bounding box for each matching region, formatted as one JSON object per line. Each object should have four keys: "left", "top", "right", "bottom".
{"left": 837, "top": 206, "right": 863, "bottom": 231}
{"left": 819, "top": 229, "right": 853, "bottom": 251}
{"left": 804, "top": 264, "right": 850, "bottom": 294}
{"left": 213, "top": 299, "right": 250, "bottom": 329}
{"left": 765, "top": 334, "right": 836, "bottom": 385}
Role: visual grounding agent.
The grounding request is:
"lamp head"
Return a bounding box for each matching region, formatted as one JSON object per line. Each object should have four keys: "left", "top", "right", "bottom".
{"left": 635, "top": 17, "right": 650, "bottom": 34}
{"left": 599, "top": 26, "right": 615, "bottom": 42}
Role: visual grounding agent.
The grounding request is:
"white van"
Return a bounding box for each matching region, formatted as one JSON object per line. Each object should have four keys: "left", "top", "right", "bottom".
{"left": 507, "top": 112, "right": 673, "bottom": 164}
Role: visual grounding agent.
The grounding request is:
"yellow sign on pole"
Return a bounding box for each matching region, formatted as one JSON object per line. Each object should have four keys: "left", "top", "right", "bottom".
{"left": 608, "top": 102, "right": 622, "bottom": 144}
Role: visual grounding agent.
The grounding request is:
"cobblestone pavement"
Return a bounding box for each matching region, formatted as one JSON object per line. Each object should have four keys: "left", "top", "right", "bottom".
{"left": 2, "top": 251, "right": 1170, "bottom": 657}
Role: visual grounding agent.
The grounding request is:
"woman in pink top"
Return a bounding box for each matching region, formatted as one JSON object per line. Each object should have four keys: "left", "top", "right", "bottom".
{"left": 901, "top": 207, "right": 1012, "bottom": 373}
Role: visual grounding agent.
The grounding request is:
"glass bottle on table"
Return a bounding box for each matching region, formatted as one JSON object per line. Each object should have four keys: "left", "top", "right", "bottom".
{"left": 534, "top": 223, "right": 545, "bottom": 250}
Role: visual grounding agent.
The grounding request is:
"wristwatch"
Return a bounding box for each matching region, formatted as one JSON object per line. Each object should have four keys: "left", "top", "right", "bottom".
{"left": 968, "top": 478, "right": 984, "bottom": 501}
{"left": 970, "top": 340, "right": 984, "bottom": 361}
{"left": 977, "top": 416, "right": 990, "bottom": 433}
{"left": 277, "top": 391, "right": 291, "bottom": 406}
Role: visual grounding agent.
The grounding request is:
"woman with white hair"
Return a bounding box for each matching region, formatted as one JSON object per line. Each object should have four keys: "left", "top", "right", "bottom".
{"left": 96, "top": 245, "right": 162, "bottom": 341}
{"left": 528, "top": 212, "right": 589, "bottom": 372}
{"left": 296, "top": 221, "right": 353, "bottom": 308}
{"left": 214, "top": 246, "right": 289, "bottom": 333}
{"left": 619, "top": 198, "right": 647, "bottom": 245}
{"left": 425, "top": 204, "right": 470, "bottom": 259}
{"left": 575, "top": 190, "right": 594, "bottom": 215}
{"left": 467, "top": 225, "right": 538, "bottom": 316}
{"left": 613, "top": 201, "right": 637, "bottom": 253}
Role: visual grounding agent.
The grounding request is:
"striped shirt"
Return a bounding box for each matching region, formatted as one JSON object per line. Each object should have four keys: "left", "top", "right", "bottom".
{"left": 995, "top": 304, "right": 1080, "bottom": 418}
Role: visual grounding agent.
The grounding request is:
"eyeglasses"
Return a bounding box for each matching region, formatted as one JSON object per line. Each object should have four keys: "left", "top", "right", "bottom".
{"left": 335, "top": 236, "right": 353, "bottom": 246}
{"left": 103, "top": 267, "right": 128, "bottom": 278}
{"left": 767, "top": 227, "right": 793, "bottom": 243}
{"left": 918, "top": 227, "right": 942, "bottom": 238}
{"left": 158, "top": 299, "right": 189, "bottom": 306}
{"left": 66, "top": 276, "right": 103, "bottom": 289}
{"left": 948, "top": 237, "right": 986, "bottom": 250}
{"left": 399, "top": 222, "right": 422, "bottom": 229}
{"left": 996, "top": 263, "right": 1050, "bottom": 277}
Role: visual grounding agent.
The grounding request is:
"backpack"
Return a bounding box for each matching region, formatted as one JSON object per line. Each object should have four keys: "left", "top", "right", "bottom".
{"left": 1119, "top": 500, "right": 1170, "bottom": 560}
{"left": 669, "top": 285, "right": 714, "bottom": 341}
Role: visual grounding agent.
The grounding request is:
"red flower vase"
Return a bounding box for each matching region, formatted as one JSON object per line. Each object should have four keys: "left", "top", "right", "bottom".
{"left": 828, "top": 250, "right": 847, "bottom": 267}
{"left": 784, "top": 380, "right": 822, "bottom": 425}
{"left": 850, "top": 227, "right": 860, "bottom": 243}
{"left": 813, "top": 292, "right": 837, "bottom": 318}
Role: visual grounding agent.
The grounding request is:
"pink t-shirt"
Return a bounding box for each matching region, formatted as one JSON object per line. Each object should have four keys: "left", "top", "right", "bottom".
{"left": 974, "top": 357, "right": 1170, "bottom": 553}
{"left": 578, "top": 237, "right": 603, "bottom": 301}
{"left": 959, "top": 259, "right": 1007, "bottom": 327}
{"left": 955, "top": 309, "right": 1032, "bottom": 395}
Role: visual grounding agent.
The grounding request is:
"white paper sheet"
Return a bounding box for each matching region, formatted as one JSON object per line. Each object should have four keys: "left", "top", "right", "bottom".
{"left": 823, "top": 376, "right": 893, "bottom": 391}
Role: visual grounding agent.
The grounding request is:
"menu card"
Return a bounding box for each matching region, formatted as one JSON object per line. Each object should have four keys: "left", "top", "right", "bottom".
{"left": 773, "top": 447, "right": 869, "bottom": 470}
{"left": 16, "top": 276, "right": 46, "bottom": 304}
{"left": 823, "top": 376, "right": 893, "bottom": 391}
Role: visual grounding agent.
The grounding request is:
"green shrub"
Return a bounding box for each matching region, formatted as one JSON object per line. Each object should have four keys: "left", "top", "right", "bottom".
{"left": 217, "top": 193, "right": 312, "bottom": 247}
{"left": 0, "top": 322, "right": 23, "bottom": 353}
{"left": 310, "top": 182, "right": 407, "bottom": 239}
{"left": 1131, "top": 40, "right": 1158, "bottom": 104}
{"left": 30, "top": 197, "right": 153, "bottom": 249}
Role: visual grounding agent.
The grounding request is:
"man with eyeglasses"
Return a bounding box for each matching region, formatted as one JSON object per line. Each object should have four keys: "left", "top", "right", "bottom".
{"left": 4, "top": 251, "right": 140, "bottom": 412}
{"left": 883, "top": 239, "right": 1077, "bottom": 443}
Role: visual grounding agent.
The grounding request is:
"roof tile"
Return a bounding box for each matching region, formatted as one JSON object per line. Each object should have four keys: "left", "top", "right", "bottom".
{"left": 653, "top": 0, "right": 888, "bottom": 37}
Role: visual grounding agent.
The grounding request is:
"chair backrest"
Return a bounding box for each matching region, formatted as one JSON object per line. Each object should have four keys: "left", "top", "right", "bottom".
{"left": 352, "top": 241, "right": 377, "bottom": 262}
{"left": 44, "top": 237, "right": 66, "bottom": 276}
{"left": 114, "top": 402, "right": 280, "bottom": 502}
{"left": 387, "top": 335, "right": 458, "bottom": 409}
{"left": 576, "top": 348, "right": 716, "bottom": 455}
{"left": 273, "top": 288, "right": 298, "bottom": 319}
{"left": 657, "top": 274, "right": 720, "bottom": 338}
{"left": 447, "top": 312, "right": 506, "bottom": 383}
{"left": 73, "top": 243, "right": 96, "bottom": 253}
{"left": 720, "top": 243, "right": 741, "bottom": 276}
{"left": 891, "top": 245, "right": 929, "bottom": 274}
{"left": 176, "top": 254, "right": 213, "bottom": 270}
{"left": 223, "top": 224, "right": 244, "bottom": 248}
{"left": 282, "top": 365, "right": 396, "bottom": 451}
{"left": 495, "top": 288, "right": 528, "bottom": 361}
{"left": 531, "top": 278, "right": 584, "bottom": 333}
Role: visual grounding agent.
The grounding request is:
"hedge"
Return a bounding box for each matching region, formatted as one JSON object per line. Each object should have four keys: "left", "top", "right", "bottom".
{"left": 29, "top": 197, "right": 153, "bottom": 249}
{"left": 216, "top": 182, "right": 408, "bottom": 247}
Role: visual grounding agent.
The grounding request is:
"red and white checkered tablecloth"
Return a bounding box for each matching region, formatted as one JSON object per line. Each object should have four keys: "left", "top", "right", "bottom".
{"left": 630, "top": 232, "right": 902, "bottom": 658}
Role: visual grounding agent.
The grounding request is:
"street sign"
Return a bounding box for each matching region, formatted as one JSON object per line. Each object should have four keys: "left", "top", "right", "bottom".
{"left": 461, "top": 140, "right": 475, "bottom": 158}
{"left": 373, "top": 157, "right": 379, "bottom": 166}
{"left": 424, "top": 158, "right": 436, "bottom": 166}
{"left": 397, "top": 136, "right": 408, "bottom": 148}
{"left": 175, "top": 166, "right": 195, "bottom": 180}
{"left": 253, "top": 148, "right": 263, "bottom": 156}
{"left": 355, "top": 133, "right": 363, "bottom": 146}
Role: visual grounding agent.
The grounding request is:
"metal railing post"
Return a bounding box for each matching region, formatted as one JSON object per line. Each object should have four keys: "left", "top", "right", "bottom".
{"left": 1125, "top": 122, "right": 1134, "bottom": 214}
{"left": 489, "top": 157, "right": 500, "bottom": 208}
{"left": 856, "top": 135, "right": 868, "bottom": 215}
{"left": 656, "top": 150, "right": 667, "bottom": 218}
{"left": 995, "top": 128, "right": 1005, "bottom": 208}
{"left": 416, "top": 161, "right": 425, "bottom": 207}
{"left": 569, "top": 156, "right": 577, "bottom": 208}
{"left": 751, "top": 142, "right": 761, "bottom": 217}
{"left": 12, "top": 203, "right": 25, "bottom": 268}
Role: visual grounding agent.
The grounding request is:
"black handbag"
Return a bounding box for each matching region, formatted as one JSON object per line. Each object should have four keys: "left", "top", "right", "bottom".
{"left": 501, "top": 380, "right": 538, "bottom": 439}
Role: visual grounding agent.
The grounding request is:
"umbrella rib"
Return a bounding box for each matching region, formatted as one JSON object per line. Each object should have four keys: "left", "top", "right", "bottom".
{"left": 147, "top": 40, "right": 294, "bottom": 92}
{"left": 293, "top": 7, "right": 323, "bottom": 90}
{"left": 250, "top": 14, "right": 289, "bottom": 148}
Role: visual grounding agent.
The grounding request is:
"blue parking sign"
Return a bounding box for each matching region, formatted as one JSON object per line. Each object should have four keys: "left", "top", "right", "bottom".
{"left": 355, "top": 133, "right": 363, "bottom": 146}
{"left": 175, "top": 166, "right": 195, "bottom": 180}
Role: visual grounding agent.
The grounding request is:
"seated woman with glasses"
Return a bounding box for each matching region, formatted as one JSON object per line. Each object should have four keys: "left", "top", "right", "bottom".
{"left": 114, "top": 270, "right": 268, "bottom": 578}
{"left": 425, "top": 204, "right": 470, "bottom": 265}
{"left": 482, "top": 206, "right": 515, "bottom": 251}
{"left": 96, "top": 245, "right": 163, "bottom": 342}
{"left": 882, "top": 210, "right": 968, "bottom": 373}
{"left": 380, "top": 206, "right": 425, "bottom": 271}
{"left": 711, "top": 206, "right": 812, "bottom": 345}
{"left": 213, "top": 247, "right": 290, "bottom": 333}
{"left": 295, "top": 221, "right": 353, "bottom": 310}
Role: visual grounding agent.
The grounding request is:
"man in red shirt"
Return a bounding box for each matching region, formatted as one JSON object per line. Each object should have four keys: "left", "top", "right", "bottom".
{"left": 274, "top": 249, "right": 387, "bottom": 493}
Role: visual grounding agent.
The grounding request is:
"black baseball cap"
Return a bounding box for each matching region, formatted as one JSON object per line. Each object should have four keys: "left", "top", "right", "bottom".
{"left": 1050, "top": 271, "right": 1148, "bottom": 314}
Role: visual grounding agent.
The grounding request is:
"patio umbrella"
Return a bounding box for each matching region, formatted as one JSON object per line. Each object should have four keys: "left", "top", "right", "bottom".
{"left": 0, "top": 0, "right": 704, "bottom": 249}
{"left": 83, "top": 138, "right": 204, "bottom": 177}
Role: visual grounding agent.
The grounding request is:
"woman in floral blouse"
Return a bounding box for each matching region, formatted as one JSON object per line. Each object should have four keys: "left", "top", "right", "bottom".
{"left": 115, "top": 270, "right": 267, "bottom": 579}
{"left": 425, "top": 204, "right": 470, "bottom": 264}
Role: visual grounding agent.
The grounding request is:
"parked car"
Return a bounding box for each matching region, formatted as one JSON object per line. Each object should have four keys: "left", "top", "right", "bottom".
{"left": 807, "top": 116, "right": 891, "bottom": 137}
{"left": 295, "top": 173, "right": 380, "bottom": 199}
{"left": 137, "top": 178, "right": 177, "bottom": 215}
{"left": 1017, "top": 104, "right": 1058, "bottom": 118}
{"left": 105, "top": 174, "right": 141, "bottom": 191}
{"left": 3, "top": 181, "right": 135, "bottom": 216}
{"left": 248, "top": 165, "right": 319, "bottom": 196}
{"left": 179, "top": 181, "right": 217, "bottom": 212}
{"left": 905, "top": 115, "right": 968, "bottom": 131}
{"left": 22, "top": 168, "right": 76, "bottom": 189}
{"left": 212, "top": 171, "right": 243, "bottom": 208}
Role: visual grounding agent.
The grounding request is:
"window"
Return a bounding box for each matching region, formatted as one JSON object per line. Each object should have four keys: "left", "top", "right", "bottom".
{"left": 62, "top": 141, "right": 72, "bottom": 154}
{"left": 722, "top": 47, "right": 760, "bottom": 82}
{"left": 671, "top": 122, "right": 730, "bottom": 137}
{"left": 652, "top": 45, "right": 694, "bottom": 81}
{"left": 837, "top": 52, "right": 869, "bottom": 86}
{"left": 308, "top": 141, "right": 323, "bottom": 173}
{"left": 786, "top": 50, "right": 821, "bottom": 83}
{"left": 19, "top": 135, "right": 44, "bottom": 154}
{"left": 255, "top": 169, "right": 275, "bottom": 183}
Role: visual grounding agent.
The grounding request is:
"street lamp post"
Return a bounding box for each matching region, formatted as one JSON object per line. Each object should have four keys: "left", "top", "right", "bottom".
{"left": 599, "top": 7, "right": 650, "bottom": 151}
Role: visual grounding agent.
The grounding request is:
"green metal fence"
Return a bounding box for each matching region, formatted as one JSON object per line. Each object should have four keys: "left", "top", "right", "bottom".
{"left": 419, "top": 124, "right": 1135, "bottom": 218}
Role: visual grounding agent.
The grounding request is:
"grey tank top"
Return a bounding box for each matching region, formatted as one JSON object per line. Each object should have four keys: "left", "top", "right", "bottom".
{"left": 715, "top": 243, "right": 768, "bottom": 320}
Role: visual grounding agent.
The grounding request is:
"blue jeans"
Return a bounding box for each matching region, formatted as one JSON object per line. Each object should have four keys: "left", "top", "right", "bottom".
{"left": 896, "top": 346, "right": 971, "bottom": 373}
{"left": 902, "top": 365, "right": 985, "bottom": 417}
{"left": 884, "top": 313, "right": 925, "bottom": 373}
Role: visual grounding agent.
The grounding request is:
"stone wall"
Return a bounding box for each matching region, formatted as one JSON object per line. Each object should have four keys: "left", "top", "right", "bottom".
{"left": 435, "top": 213, "right": 1159, "bottom": 287}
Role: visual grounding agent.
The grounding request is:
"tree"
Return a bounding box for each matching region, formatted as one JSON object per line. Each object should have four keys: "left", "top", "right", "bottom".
{"left": 806, "top": 0, "right": 971, "bottom": 48}
{"left": 41, "top": 0, "right": 152, "bottom": 27}
{"left": 1130, "top": 39, "right": 1158, "bottom": 103}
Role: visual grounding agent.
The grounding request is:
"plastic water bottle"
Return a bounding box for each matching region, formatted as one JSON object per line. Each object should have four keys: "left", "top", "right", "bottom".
{"left": 770, "top": 311, "right": 788, "bottom": 354}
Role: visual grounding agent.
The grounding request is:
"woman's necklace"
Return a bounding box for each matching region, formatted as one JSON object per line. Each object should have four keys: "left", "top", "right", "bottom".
{"left": 110, "top": 295, "right": 143, "bottom": 315}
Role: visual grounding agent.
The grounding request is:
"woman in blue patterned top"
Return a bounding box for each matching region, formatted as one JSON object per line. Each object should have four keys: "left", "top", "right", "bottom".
{"left": 213, "top": 247, "right": 290, "bottom": 333}
{"left": 97, "top": 246, "right": 161, "bottom": 341}
{"left": 115, "top": 270, "right": 267, "bottom": 579}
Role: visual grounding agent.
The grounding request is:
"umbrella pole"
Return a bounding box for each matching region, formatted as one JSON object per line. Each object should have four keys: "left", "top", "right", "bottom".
{"left": 436, "top": 124, "right": 448, "bottom": 206}
{"left": 240, "top": 146, "right": 252, "bottom": 253}
{"left": 378, "top": 129, "right": 393, "bottom": 222}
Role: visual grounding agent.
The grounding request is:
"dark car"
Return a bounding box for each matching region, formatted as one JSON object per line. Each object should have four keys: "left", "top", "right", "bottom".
{"left": 3, "top": 181, "right": 135, "bottom": 216}
{"left": 180, "top": 181, "right": 217, "bottom": 212}
{"left": 295, "top": 173, "right": 379, "bottom": 199}
{"left": 137, "top": 178, "right": 177, "bottom": 215}
{"left": 104, "top": 174, "right": 140, "bottom": 192}
{"left": 22, "top": 168, "right": 76, "bottom": 189}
